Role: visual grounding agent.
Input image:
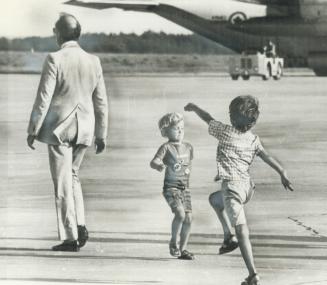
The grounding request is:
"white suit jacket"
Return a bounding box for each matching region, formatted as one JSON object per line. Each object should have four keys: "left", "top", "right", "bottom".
{"left": 28, "top": 41, "right": 108, "bottom": 146}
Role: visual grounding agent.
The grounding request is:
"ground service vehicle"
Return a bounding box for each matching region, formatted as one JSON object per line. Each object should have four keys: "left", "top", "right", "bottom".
{"left": 228, "top": 52, "right": 284, "bottom": 80}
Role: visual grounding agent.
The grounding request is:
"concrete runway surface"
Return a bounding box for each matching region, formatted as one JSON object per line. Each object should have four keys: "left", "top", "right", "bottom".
{"left": 1, "top": 74, "right": 327, "bottom": 285}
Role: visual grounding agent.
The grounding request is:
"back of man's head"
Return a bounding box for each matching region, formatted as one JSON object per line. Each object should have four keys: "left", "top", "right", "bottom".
{"left": 55, "top": 14, "right": 81, "bottom": 43}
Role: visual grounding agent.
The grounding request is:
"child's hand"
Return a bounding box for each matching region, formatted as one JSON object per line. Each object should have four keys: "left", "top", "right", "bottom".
{"left": 150, "top": 158, "right": 166, "bottom": 172}
{"left": 281, "top": 172, "right": 294, "bottom": 191}
{"left": 184, "top": 103, "right": 196, "bottom": 112}
{"left": 157, "top": 164, "right": 166, "bottom": 172}
{"left": 27, "top": 134, "right": 36, "bottom": 150}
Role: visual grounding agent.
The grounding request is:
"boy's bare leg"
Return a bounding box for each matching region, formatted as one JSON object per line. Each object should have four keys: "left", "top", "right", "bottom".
{"left": 209, "top": 191, "right": 233, "bottom": 240}
{"left": 235, "top": 224, "right": 257, "bottom": 276}
{"left": 215, "top": 209, "right": 233, "bottom": 240}
{"left": 179, "top": 212, "right": 192, "bottom": 251}
{"left": 171, "top": 206, "right": 186, "bottom": 246}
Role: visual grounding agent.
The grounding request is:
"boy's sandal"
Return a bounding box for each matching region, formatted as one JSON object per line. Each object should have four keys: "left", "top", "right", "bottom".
{"left": 219, "top": 235, "right": 239, "bottom": 254}
{"left": 178, "top": 250, "right": 195, "bottom": 260}
{"left": 241, "top": 273, "right": 260, "bottom": 285}
{"left": 169, "top": 243, "right": 181, "bottom": 257}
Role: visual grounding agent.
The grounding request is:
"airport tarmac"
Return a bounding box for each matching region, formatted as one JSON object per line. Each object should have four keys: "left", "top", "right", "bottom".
{"left": 1, "top": 74, "right": 327, "bottom": 285}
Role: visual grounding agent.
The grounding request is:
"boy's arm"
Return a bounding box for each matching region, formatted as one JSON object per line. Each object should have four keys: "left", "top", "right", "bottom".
{"left": 150, "top": 144, "right": 167, "bottom": 172}
{"left": 257, "top": 148, "right": 294, "bottom": 191}
{"left": 150, "top": 157, "right": 165, "bottom": 172}
{"left": 184, "top": 103, "right": 214, "bottom": 124}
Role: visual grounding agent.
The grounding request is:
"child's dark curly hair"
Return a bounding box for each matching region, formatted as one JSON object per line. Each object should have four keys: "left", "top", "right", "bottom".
{"left": 229, "top": 95, "right": 260, "bottom": 132}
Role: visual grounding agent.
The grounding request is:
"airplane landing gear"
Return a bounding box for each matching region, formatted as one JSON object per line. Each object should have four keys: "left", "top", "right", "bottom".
{"left": 313, "top": 68, "right": 327, "bottom": 76}
{"left": 308, "top": 53, "right": 327, "bottom": 76}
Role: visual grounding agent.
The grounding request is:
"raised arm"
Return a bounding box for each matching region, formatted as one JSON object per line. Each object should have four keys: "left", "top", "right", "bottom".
{"left": 184, "top": 103, "right": 214, "bottom": 124}
{"left": 257, "top": 148, "right": 294, "bottom": 191}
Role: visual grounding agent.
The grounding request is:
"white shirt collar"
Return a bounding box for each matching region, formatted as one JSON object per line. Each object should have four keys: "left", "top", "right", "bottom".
{"left": 61, "top": 40, "right": 79, "bottom": 49}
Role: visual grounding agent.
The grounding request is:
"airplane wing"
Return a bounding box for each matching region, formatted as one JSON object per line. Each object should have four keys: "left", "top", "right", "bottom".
{"left": 64, "top": 0, "right": 159, "bottom": 11}
{"left": 236, "top": 0, "right": 298, "bottom": 6}
{"left": 235, "top": 0, "right": 298, "bottom": 6}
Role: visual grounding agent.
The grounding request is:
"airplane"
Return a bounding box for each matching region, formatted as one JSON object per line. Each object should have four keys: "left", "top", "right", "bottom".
{"left": 65, "top": 0, "right": 327, "bottom": 76}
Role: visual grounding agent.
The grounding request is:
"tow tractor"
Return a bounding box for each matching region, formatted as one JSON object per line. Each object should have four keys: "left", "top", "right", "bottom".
{"left": 228, "top": 51, "right": 284, "bottom": 80}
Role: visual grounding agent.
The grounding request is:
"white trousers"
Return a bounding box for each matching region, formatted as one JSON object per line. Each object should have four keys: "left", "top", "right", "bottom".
{"left": 48, "top": 144, "right": 88, "bottom": 241}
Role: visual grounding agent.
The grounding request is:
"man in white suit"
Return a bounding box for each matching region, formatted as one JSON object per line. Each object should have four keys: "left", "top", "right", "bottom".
{"left": 27, "top": 14, "right": 108, "bottom": 252}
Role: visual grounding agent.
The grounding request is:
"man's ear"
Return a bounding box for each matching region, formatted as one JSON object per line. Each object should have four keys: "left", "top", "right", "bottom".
{"left": 56, "top": 33, "right": 63, "bottom": 46}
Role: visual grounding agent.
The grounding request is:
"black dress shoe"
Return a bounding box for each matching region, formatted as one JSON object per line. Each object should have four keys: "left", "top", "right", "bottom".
{"left": 78, "top": 225, "right": 89, "bottom": 248}
{"left": 52, "top": 240, "right": 79, "bottom": 252}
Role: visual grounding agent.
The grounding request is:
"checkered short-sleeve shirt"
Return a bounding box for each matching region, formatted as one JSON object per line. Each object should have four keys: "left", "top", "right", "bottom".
{"left": 208, "top": 120, "right": 264, "bottom": 181}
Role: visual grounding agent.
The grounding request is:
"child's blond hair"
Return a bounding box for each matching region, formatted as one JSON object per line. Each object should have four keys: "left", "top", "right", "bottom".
{"left": 158, "top": 112, "right": 183, "bottom": 137}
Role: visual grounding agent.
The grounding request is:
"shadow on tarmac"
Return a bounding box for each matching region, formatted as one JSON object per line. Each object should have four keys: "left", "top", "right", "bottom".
{"left": 88, "top": 232, "right": 327, "bottom": 242}
{"left": 0, "top": 251, "right": 170, "bottom": 261}
{"left": 1, "top": 249, "right": 327, "bottom": 261}
{"left": 1, "top": 231, "right": 327, "bottom": 262}
{"left": 1, "top": 232, "right": 326, "bottom": 244}
{"left": 0, "top": 278, "right": 161, "bottom": 284}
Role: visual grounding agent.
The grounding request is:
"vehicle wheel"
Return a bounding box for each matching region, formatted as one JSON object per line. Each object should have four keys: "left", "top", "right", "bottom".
{"left": 231, "top": 75, "right": 239, "bottom": 80}
{"left": 262, "top": 64, "right": 271, "bottom": 80}
{"left": 273, "top": 63, "right": 282, "bottom": 80}
{"left": 242, "top": 75, "right": 250, "bottom": 80}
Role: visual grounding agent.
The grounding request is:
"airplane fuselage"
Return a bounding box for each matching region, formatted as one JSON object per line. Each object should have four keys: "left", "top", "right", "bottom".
{"left": 159, "top": 0, "right": 268, "bottom": 22}
{"left": 66, "top": 0, "right": 327, "bottom": 75}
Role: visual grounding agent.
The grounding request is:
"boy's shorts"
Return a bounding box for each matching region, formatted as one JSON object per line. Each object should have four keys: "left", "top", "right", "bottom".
{"left": 163, "top": 188, "right": 192, "bottom": 213}
{"left": 221, "top": 179, "right": 255, "bottom": 227}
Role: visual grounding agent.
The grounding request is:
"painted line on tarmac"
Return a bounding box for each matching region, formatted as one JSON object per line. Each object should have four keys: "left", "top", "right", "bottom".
{"left": 288, "top": 216, "right": 324, "bottom": 237}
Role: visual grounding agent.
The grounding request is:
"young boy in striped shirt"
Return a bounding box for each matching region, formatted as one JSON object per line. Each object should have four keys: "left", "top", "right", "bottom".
{"left": 150, "top": 112, "right": 194, "bottom": 260}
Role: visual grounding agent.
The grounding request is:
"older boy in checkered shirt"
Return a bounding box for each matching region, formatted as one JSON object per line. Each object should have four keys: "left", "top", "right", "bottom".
{"left": 184, "top": 95, "right": 293, "bottom": 285}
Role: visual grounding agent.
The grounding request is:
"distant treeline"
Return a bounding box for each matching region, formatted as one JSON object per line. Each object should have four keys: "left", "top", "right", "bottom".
{"left": 0, "top": 31, "right": 232, "bottom": 54}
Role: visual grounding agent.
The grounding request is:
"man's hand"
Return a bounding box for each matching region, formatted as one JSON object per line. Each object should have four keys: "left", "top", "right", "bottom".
{"left": 184, "top": 103, "right": 197, "bottom": 112}
{"left": 281, "top": 172, "right": 294, "bottom": 191}
{"left": 95, "top": 138, "right": 106, "bottom": 154}
{"left": 27, "top": 135, "right": 36, "bottom": 150}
